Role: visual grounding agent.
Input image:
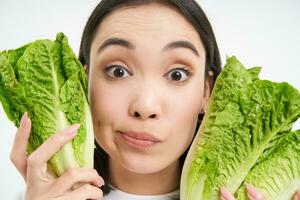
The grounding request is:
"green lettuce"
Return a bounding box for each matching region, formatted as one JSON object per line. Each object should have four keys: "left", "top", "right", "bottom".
{"left": 236, "top": 129, "right": 300, "bottom": 199}
{"left": 0, "top": 33, "right": 94, "bottom": 176}
{"left": 180, "top": 56, "right": 300, "bottom": 199}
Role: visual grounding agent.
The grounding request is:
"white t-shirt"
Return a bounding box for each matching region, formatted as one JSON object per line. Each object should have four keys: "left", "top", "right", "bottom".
{"left": 103, "top": 185, "right": 180, "bottom": 200}
{"left": 20, "top": 185, "right": 180, "bottom": 200}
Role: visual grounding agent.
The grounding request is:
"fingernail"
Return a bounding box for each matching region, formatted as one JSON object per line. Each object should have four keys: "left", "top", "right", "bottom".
{"left": 98, "top": 179, "right": 105, "bottom": 187}
{"left": 246, "top": 184, "right": 263, "bottom": 199}
{"left": 65, "top": 124, "right": 80, "bottom": 136}
{"left": 220, "top": 187, "right": 235, "bottom": 200}
{"left": 20, "top": 112, "right": 28, "bottom": 127}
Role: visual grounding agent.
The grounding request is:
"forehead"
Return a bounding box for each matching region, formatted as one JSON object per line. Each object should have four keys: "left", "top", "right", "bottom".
{"left": 93, "top": 3, "right": 203, "bottom": 49}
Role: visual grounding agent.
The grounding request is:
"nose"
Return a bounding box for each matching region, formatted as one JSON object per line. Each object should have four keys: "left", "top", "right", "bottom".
{"left": 129, "top": 85, "right": 162, "bottom": 120}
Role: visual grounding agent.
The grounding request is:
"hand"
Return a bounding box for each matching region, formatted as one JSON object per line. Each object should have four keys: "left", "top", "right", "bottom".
{"left": 220, "top": 185, "right": 300, "bottom": 200}
{"left": 10, "top": 112, "right": 104, "bottom": 200}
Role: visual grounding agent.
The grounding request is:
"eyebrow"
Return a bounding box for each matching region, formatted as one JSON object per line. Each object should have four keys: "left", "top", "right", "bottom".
{"left": 97, "top": 37, "right": 200, "bottom": 57}
{"left": 163, "top": 40, "right": 200, "bottom": 56}
{"left": 98, "top": 38, "right": 135, "bottom": 53}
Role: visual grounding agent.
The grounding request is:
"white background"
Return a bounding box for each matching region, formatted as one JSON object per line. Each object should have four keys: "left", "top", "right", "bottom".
{"left": 0, "top": 0, "right": 299, "bottom": 199}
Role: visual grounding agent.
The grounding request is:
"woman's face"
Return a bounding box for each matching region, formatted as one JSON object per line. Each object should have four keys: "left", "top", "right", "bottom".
{"left": 88, "top": 3, "right": 208, "bottom": 174}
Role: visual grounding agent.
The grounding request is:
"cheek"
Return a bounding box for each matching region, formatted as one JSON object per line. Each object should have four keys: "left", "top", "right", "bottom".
{"left": 88, "top": 79, "right": 128, "bottom": 149}
{"left": 90, "top": 85, "right": 122, "bottom": 123}
{"left": 171, "top": 83, "right": 202, "bottom": 123}
{"left": 167, "top": 83, "right": 203, "bottom": 148}
{"left": 152, "top": 87, "right": 202, "bottom": 170}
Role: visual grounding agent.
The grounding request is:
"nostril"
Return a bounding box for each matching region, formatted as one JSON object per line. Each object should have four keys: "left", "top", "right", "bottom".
{"left": 133, "top": 112, "right": 156, "bottom": 119}
{"left": 134, "top": 112, "right": 140, "bottom": 117}
{"left": 149, "top": 114, "right": 156, "bottom": 118}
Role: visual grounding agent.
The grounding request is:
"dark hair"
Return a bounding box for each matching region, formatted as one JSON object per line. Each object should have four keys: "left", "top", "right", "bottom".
{"left": 78, "top": 0, "right": 222, "bottom": 195}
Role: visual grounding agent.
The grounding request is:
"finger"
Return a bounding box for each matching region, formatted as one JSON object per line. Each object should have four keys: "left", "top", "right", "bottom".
{"left": 293, "top": 190, "right": 300, "bottom": 200}
{"left": 220, "top": 187, "right": 236, "bottom": 200}
{"left": 50, "top": 168, "right": 104, "bottom": 194}
{"left": 27, "top": 124, "right": 80, "bottom": 170}
{"left": 246, "top": 184, "right": 267, "bottom": 200}
{"left": 66, "top": 184, "right": 103, "bottom": 200}
{"left": 10, "top": 112, "right": 31, "bottom": 180}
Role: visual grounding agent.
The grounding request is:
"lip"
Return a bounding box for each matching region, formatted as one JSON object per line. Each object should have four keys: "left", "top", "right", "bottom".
{"left": 119, "top": 131, "right": 160, "bottom": 148}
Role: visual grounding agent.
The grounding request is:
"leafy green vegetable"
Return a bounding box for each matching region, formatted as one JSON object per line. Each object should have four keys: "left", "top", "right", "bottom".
{"left": 0, "top": 33, "right": 94, "bottom": 176}
{"left": 236, "top": 130, "right": 300, "bottom": 200}
{"left": 180, "top": 56, "right": 300, "bottom": 199}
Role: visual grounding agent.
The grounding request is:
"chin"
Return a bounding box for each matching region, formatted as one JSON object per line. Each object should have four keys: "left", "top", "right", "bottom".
{"left": 120, "top": 152, "right": 169, "bottom": 174}
{"left": 126, "top": 162, "right": 165, "bottom": 174}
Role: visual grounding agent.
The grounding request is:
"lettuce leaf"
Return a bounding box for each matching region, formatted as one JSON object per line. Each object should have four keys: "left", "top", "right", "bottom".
{"left": 0, "top": 33, "right": 94, "bottom": 176}
{"left": 180, "top": 56, "right": 300, "bottom": 199}
{"left": 236, "top": 130, "right": 300, "bottom": 199}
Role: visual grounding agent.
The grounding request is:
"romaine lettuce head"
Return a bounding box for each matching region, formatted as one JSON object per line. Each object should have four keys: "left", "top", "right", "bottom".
{"left": 180, "top": 56, "right": 300, "bottom": 199}
{"left": 0, "top": 33, "right": 94, "bottom": 176}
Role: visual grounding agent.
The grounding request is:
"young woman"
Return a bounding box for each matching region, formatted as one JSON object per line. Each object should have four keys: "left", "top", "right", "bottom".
{"left": 9, "top": 0, "right": 300, "bottom": 200}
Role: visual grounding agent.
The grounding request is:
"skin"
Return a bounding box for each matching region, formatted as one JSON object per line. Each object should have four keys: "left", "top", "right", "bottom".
{"left": 8, "top": 2, "right": 300, "bottom": 200}
{"left": 88, "top": 3, "right": 208, "bottom": 195}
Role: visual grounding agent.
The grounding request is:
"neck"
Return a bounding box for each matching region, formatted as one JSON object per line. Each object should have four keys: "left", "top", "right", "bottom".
{"left": 108, "top": 158, "right": 181, "bottom": 195}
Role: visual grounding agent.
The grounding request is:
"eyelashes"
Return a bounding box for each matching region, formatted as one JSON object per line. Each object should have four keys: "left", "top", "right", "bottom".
{"left": 104, "top": 64, "right": 192, "bottom": 83}
{"left": 105, "top": 65, "right": 131, "bottom": 79}
{"left": 164, "top": 67, "right": 191, "bottom": 82}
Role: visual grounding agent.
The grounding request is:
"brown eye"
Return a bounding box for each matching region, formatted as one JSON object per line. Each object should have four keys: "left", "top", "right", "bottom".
{"left": 166, "top": 68, "right": 190, "bottom": 82}
{"left": 105, "top": 65, "right": 130, "bottom": 78}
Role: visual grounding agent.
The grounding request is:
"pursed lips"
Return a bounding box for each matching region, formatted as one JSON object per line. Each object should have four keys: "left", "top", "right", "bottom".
{"left": 118, "top": 130, "right": 161, "bottom": 148}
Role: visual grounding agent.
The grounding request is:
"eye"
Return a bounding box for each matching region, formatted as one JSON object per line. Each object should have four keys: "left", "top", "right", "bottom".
{"left": 105, "top": 65, "right": 131, "bottom": 79}
{"left": 165, "top": 67, "right": 191, "bottom": 82}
